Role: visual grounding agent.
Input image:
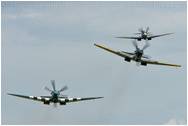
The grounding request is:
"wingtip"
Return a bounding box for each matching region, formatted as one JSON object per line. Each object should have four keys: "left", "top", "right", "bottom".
{"left": 171, "top": 64, "right": 181, "bottom": 67}
{"left": 94, "top": 43, "right": 100, "bottom": 47}
{"left": 98, "top": 97, "right": 104, "bottom": 99}
{"left": 168, "top": 33, "right": 174, "bottom": 35}
{"left": 7, "top": 93, "right": 14, "bottom": 96}
{"left": 172, "top": 64, "right": 181, "bottom": 67}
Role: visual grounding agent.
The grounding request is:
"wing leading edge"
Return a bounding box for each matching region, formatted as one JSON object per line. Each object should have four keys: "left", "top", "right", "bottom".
{"left": 94, "top": 43, "right": 181, "bottom": 67}
{"left": 94, "top": 43, "right": 131, "bottom": 59}
{"left": 148, "top": 33, "right": 173, "bottom": 39}
{"left": 115, "top": 36, "right": 141, "bottom": 39}
{"left": 140, "top": 59, "right": 181, "bottom": 67}
{"left": 7, "top": 93, "right": 103, "bottom": 103}
{"left": 7, "top": 93, "right": 51, "bottom": 102}
{"left": 115, "top": 33, "right": 173, "bottom": 40}
{"left": 58, "top": 97, "right": 104, "bottom": 103}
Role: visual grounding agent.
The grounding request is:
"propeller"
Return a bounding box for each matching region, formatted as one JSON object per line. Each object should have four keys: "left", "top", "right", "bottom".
{"left": 51, "top": 80, "right": 56, "bottom": 90}
{"left": 59, "top": 85, "right": 68, "bottom": 92}
{"left": 54, "top": 103, "right": 57, "bottom": 108}
{"left": 146, "top": 27, "right": 150, "bottom": 33}
{"left": 43, "top": 85, "right": 52, "bottom": 92}
{"left": 134, "top": 33, "right": 142, "bottom": 35}
{"left": 44, "top": 80, "right": 68, "bottom": 93}
{"left": 138, "top": 27, "right": 150, "bottom": 34}
{"left": 43, "top": 80, "right": 69, "bottom": 97}
{"left": 132, "top": 40, "right": 139, "bottom": 50}
{"left": 147, "top": 32, "right": 153, "bottom": 37}
{"left": 136, "top": 62, "right": 140, "bottom": 67}
{"left": 142, "top": 40, "right": 150, "bottom": 51}
{"left": 132, "top": 39, "right": 150, "bottom": 51}
{"left": 42, "top": 80, "right": 69, "bottom": 107}
{"left": 131, "top": 39, "right": 151, "bottom": 67}
{"left": 138, "top": 27, "right": 143, "bottom": 33}
{"left": 142, "top": 54, "right": 152, "bottom": 60}
{"left": 59, "top": 94, "right": 69, "bottom": 98}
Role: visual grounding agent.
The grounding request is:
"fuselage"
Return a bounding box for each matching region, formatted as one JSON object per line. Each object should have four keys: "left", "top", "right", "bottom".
{"left": 133, "top": 48, "right": 143, "bottom": 62}
{"left": 142, "top": 32, "right": 148, "bottom": 39}
{"left": 51, "top": 90, "right": 60, "bottom": 103}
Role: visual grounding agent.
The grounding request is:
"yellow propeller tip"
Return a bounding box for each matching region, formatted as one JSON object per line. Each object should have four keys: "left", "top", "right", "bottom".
{"left": 43, "top": 85, "right": 45, "bottom": 89}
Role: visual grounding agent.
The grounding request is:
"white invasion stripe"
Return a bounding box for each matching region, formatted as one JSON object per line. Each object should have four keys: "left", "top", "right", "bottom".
{"left": 60, "top": 99, "right": 65, "bottom": 102}
{"left": 45, "top": 98, "right": 50, "bottom": 101}
{"left": 37, "top": 97, "right": 42, "bottom": 100}
{"left": 30, "top": 96, "right": 34, "bottom": 98}
{"left": 69, "top": 98, "right": 73, "bottom": 101}
{"left": 77, "top": 98, "right": 81, "bottom": 100}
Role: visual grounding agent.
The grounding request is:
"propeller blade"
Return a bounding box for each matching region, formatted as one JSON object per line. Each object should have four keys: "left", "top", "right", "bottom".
{"left": 54, "top": 103, "right": 57, "bottom": 108}
{"left": 132, "top": 40, "right": 138, "bottom": 50}
{"left": 147, "top": 32, "right": 153, "bottom": 37}
{"left": 142, "top": 55, "right": 152, "bottom": 60}
{"left": 43, "top": 85, "right": 52, "bottom": 92}
{"left": 134, "top": 33, "right": 142, "bottom": 35}
{"left": 146, "top": 27, "right": 150, "bottom": 33}
{"left": 59, "top": 85, "right": 68, "bottom": 92}
{"left": 59, "top": 94, "right": 68, "bottom": 98}
{"left": 142, "top": 40, "right": 150, "bottom": 51}
{"left": 138, "top": 27, "right": 143, "bottom": 32}
{"left": 51, "top": 80, "right": 56, "bottom": 90}
{"left": 136, "top": 62, "right": 140, "bottom": 67}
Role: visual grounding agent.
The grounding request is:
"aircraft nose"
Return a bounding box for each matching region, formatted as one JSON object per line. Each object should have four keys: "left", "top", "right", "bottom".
{"left": 52, "top": 90, "right": 60, "bottom": 95}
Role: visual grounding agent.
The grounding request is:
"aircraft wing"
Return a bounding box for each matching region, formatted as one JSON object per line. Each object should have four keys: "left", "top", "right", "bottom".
{"left": 141, "top": 59, "right": 181, "bottom": 67}
{"left": 148, "top": 33, "right": 173, "bottom": 39}
{"left": 94, "top": 44, "right": 132, "bottom": 58}
{"left": 8, "top": 93, "right": 103, "bottom": 104}
{"left": 40, "top": 96, "right": 51, "bottom": 98}
{"left": 121, "top": 51, "right": 134, "bottom": 55}
{"left": 7, "top": 93, "right": 51, "bottom": 102}
{"left": 58, "top": 97, "right": 104, "bottom": 103}
{"left": 115, "top": 36, "right": 141, "bottom": 39}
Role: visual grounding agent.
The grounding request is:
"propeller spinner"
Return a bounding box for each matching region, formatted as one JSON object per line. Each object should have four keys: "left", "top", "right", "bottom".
{"left": 43, "top": 80, "right": 69, "bottom": 107}
{"left": 132, "top": 40, "right": 151, "bottom": 66}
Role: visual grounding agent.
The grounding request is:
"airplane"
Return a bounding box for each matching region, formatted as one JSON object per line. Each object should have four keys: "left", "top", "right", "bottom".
{"left": 94, "top": 41, "right": 181, "bottom": 67}
{"left": 7, "top": 80, "right": 103, "bottom": 107}
{"left": 116, "top": 27, "right": 173, "bottom": 41}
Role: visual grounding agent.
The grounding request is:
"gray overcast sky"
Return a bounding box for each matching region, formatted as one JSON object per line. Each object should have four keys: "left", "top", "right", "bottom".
{"left": 2, "top": 1, "right": 187, "bottom": 125}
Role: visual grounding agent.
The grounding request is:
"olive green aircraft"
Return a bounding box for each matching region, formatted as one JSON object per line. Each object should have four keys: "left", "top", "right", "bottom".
{"left": 94, "top": 41, "right": 181, "bottom": 67}
{"left": 116, "top": 27, "right": 173, "bottom": 41}
{"left": 8, "top": 80, "right": 103, "bottom": 107}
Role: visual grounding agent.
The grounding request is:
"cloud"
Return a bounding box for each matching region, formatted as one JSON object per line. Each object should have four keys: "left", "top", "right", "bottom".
{"left": 3, "top": 12, "right": 40, "bottom": 20}
{"left": 2, "top": 1, "right": 186, "bottom": 125}
{"left": 165, "top": 118, "right": 186, "bottom": 125}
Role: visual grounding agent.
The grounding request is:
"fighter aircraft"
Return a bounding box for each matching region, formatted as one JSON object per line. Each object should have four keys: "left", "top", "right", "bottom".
{"left": 94, "top": 41, "right": 181, "bottom": 67}
{"left": 116, "top": 27, "right": 173, "bottom": 41}
{"left": 7, "top": 80, "right": 103, "bottom": 107}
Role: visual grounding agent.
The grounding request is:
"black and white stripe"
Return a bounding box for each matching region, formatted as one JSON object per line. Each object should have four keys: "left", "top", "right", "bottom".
{"left": 8, "top": 93, "right": 103, "bottom": 104}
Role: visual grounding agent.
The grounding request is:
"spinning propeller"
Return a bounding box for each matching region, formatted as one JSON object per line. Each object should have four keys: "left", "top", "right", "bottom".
{"left": 135, "top": 27, "right": 152, "bottom": 37}
{"left": 132, "top": 40, "right": 151, "bottom": 66}
{"left": 132, "top": 39, "right": 150, "bottom": 51}
{"left": 43, "top": 80, "right": 68, "bottom": 107}
{"left": 139, "top": 27, "right": 150, "bottom": 34}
